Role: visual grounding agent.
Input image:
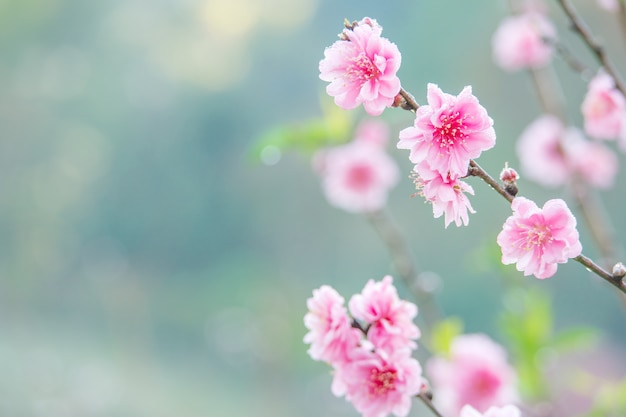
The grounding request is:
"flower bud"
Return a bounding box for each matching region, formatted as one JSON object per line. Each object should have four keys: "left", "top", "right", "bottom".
{"left": 500, "top": 163, "right": 519, "bottom": 196}
{"left": 612, "top": 262, "right": 626, "bottom": 278}
{"left": 500, "top": 164, "right": 519, "bottom": 183}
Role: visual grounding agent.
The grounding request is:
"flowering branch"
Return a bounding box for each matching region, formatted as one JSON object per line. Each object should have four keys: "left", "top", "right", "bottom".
{"left": 527, "top": 66, "right": 620, "bottom": 265}
{"left": 556, "top": 0, "right": 626, "bottom": 96}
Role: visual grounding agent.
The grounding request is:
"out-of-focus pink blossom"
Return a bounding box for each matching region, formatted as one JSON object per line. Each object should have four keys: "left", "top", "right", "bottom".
{"left": 492, "top": 12, "right": 556, "bottom": 71}
{"left": 314, "top": 126, "right": 399, "bottom": 213}
{"left": 597, "top": 0, "right": 619, "bottom": 12}
{"left": 460, "top": 404, "right": 522, "bottom": 417}
{"left": 565, "top": 130, "right": 619, "bottom": 189}
{"left": 304, "top": 285, "right": 361, "bottom": 365}
{"left": 412, "top": 161, "right": 475, "bottom": 228}
{"left": 319, "top": 19, "right": 401, "bottom": 116}
{"left": 517, "top": 115, "right": 618, "bottom": 189}
{"left": 581, "top": 70, "right": 626, "bottom": 140}
{"left": 427, "top": 334, "right": 519, "bottom": 417}
{"left": 340, "top": 348, "right": 423, "bottom": 417}
{"left": 354, "top": 119, "right": 391, "bottom": 148}
{"left": 497, "top": 196, "right": 582, "bottom": 279}
{"left": 397, "top": 84, "right": 496, "bottom": 179}
{"left": 516, "top": 115, "right": 569, "bottom": 187}
{"left": 348, "top": 276, "right": 420, "bottom": 353}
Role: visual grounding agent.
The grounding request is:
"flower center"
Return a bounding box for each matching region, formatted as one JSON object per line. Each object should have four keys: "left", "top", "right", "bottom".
{"left": 525, "top": 224, "right": 553, "bottom": 249}
{"left": 346, "top": 163, "right": 375, "bottom": 191}
{"left": 434, "top": 111, "right": 467, "bottom": 153}
{"left": 368, "top": 367, "right": 397, "bottom": 397}
{"left": 346, "top": 53, "right": 380, "bottom": 83}
{"left": 470, "top": 368, "right": 500, "bottom": 397}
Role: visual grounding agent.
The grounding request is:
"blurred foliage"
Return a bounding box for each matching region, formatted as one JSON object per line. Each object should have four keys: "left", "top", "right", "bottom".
{"left": 252, "top": 95, "right": 353, "bottom": 159}
{"left": 500, "top": 287, "right": 598, "bottom": 400}
{"left": 579, "top": 377, "right": 626, "bottom": 417}
{"left": 428, "top": 317, "right": 464, "bottom": 357}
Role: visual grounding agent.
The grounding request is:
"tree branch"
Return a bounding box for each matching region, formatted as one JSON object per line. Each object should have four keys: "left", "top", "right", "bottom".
{"left": 556, "top": 0, "right": 626, "bottom": 96}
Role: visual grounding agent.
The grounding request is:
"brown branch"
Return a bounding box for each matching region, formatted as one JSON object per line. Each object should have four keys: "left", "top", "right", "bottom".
{"left": 556, "top": 0, "right": 626, "bottom": 96}
{"left": 398, "top": 87, "right": 420, "bottom": 112}
{"left": 467, "top": 160, "right": 515, "bottom": 204}
{"left": 618, "top": 0, "right": 626, "bottom": 45}
{"left": 574, "top": 254, "right": 626, "bottom": 294}
{"left": 365, "top": 209, "right": 441, "bottom": 332}
{"left": 417, "top": 392, "right": 444, "bottom": 417}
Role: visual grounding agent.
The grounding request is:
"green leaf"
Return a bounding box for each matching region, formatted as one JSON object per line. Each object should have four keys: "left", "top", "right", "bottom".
{"left": 429, "top": 317, "right": 463, "bottom": 356}
{"left": 251, "top": 95, "right": 353, "bottom": 162}
{"left": 549, "top": 327, "right": 598, "bottom": 352}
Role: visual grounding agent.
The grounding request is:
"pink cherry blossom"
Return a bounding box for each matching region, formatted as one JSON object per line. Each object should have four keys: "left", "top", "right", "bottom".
{"left": 319, "top": 20, "right": 401, "bottom": 116}
{"left": 397, "top": 83, "right": 496, "bottom": 179}
{"left": 412, "top": 161, "right": 476, "bottom": 228}
{"left": 565, "top": 129, "right": 618, "bottom": 189}
{"left": 516, "top": 115, "right": 569, "bottom": 187}
{"left": 314, "top": 128, "right": 399, "bottom": 213}
{"left": 517, "top": 115, "right": 618, "bottom": 189}
{"left": 340, "top": 348, "right": 423, "bottom": 417}
{"left": 304, "top": 285, "right": 361, "bottom": 365}
{"left": 348, "top": 276, "right": 420, "bottom": 353}
{"left": 492, "top": 12, "right": 556, "bottom": 71}
{"left": 427, "top": 334, "right": 519, "bottom": 417}
{"left": 597, "top": 0, "right": 619, "bottom": 12}
{"left": 460, "top": 404, "right": 522, "bottom": 417}
{"left": 581, "top": 70, "right": 626, "bottom": 140}
{"left": 497, "top": 197, "right": 582, "bottom": 279}
{"left": 354, "top": 119, "right": 391, "bottom": 148}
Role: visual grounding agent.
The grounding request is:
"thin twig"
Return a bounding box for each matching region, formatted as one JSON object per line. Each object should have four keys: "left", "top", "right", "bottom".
{"left": 417, "top": 392, "right": 444, "bottom": 417}
{"left": 467, "top": 160, "right": 515, "bottom": 203}
{"left": 574, "top": 254, "right": 626, "bottom": 293}
{"left": 398, "top": 87, "right": 420, "bottom": 112}
{"left": 618, "top": 0, "right": 626, "bottom": 45}
{"left": 365, "top": 209, "right": 442, "bottom": 332}
{"left": 556, "top": 0, "right": 626, "bottom": 96}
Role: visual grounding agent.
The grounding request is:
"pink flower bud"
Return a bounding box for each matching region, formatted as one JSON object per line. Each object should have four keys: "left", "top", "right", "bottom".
{"left": 499, "top": 165, "right": 519, "bottom": 183}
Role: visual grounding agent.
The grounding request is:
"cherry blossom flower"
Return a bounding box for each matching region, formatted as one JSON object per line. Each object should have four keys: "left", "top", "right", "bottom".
{"left": 597, "top": 0, "right": 619, "bottom": 12}
{"left": 492, "top": 12, "right": 556, "bottom": 72}
{"left": 460, "top": 404, "right": 522, "bottom": 417}
{"left": 516, "top": 115, "right": 569, "bottom": 187}
{"left": 412, "top": 161, "right": 476, "bottom": 228}
{"left": 304, "top": 285, "right": 361, "bottom": 365}
{"left": 397, "top": 83, "right": 496, "bottom": 179}
{"left": 340, "top": 348, "right": 423, "bottom": 417}
{"left": 565, "top": 130, "right": 618, "bottom": 189}
{"left": 427, "top": 334, "right": 519, "bottom": 417}
{"left": 348, "top": 276, "right": 420, "bottom": 353}
{"left": 319, "top": 19, "right": 401, "bottom": 116}
{"left": 581, "top": 70, "right": 626, "bottom": 140}
{"left": 517, "top": 115, "right": 618, "bottom": 189}
{"left": 314, "top": 123, "right": 399, "bottom": 213}
{"left": 497, "top": 197, "right": 582, "bottom": 279}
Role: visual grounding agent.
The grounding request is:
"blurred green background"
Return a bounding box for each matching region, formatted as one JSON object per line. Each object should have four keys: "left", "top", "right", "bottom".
{"left": 0, "top": 0, "right": 624, "bottom": 415}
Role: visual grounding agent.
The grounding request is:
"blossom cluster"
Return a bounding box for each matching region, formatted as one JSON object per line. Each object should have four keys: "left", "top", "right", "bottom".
{"left": 398, "top": 84, "right": 496, "bottom": 228}
{"left": 304, "top": 276, "right": 424, "bottom": 417}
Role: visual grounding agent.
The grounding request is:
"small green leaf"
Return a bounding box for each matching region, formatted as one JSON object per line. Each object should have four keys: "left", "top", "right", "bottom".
{"left": 429, "top": 317, "right": 463, "bottom": 356}
{"left": 549, "top": 327, "right": 598, "bottom": 352}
